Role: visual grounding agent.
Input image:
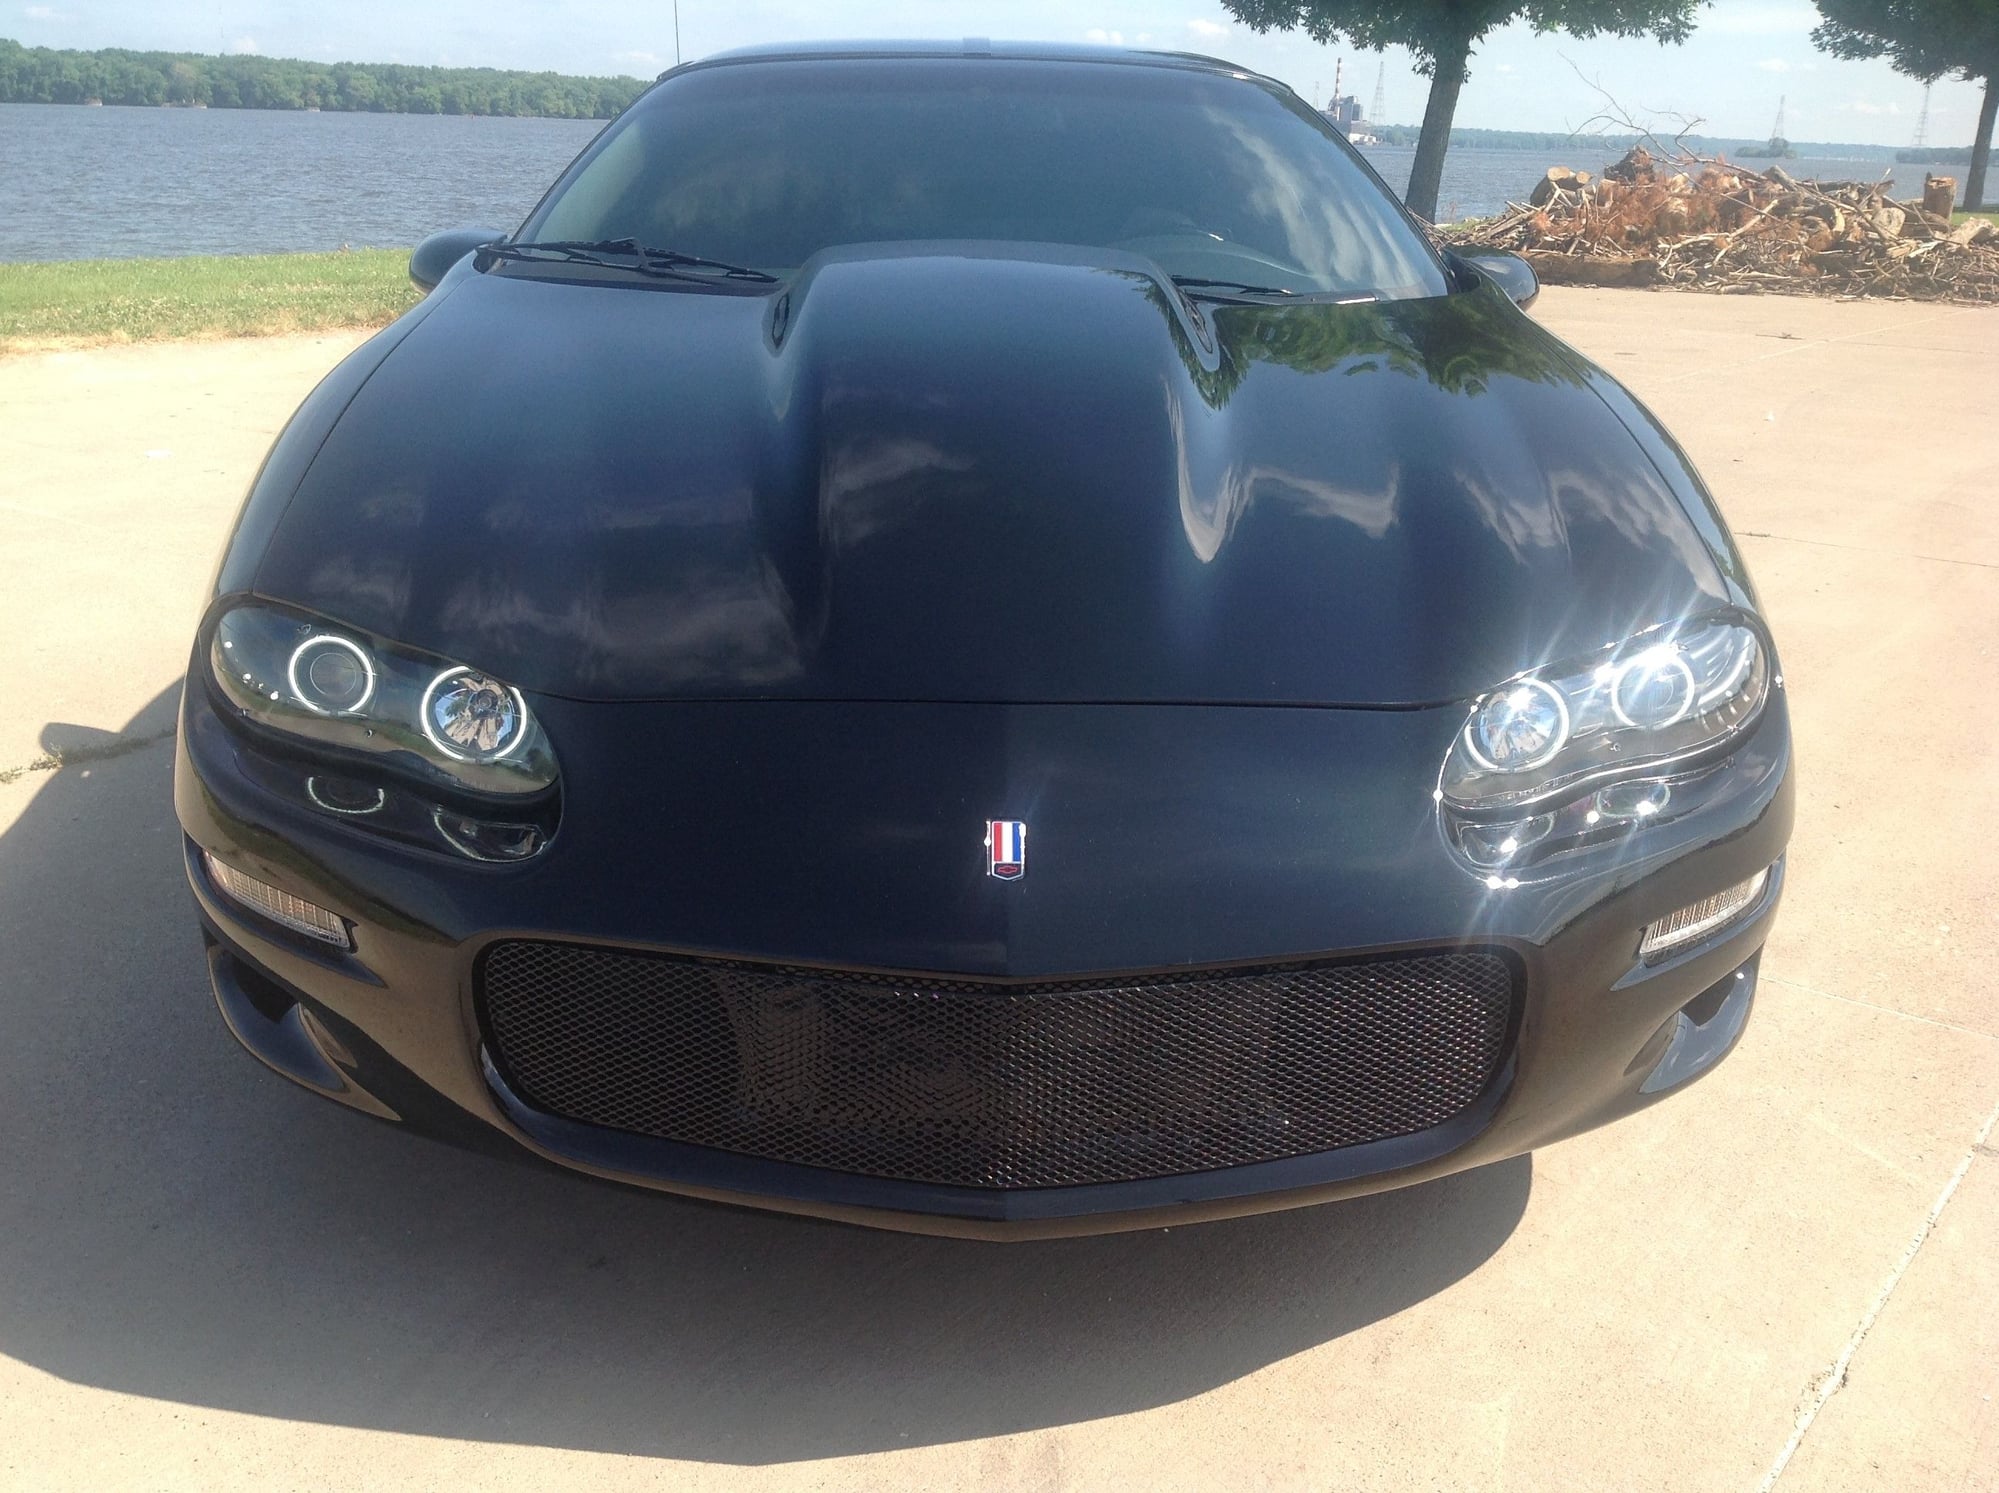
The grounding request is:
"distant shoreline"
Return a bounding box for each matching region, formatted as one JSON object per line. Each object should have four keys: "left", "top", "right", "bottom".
{"left": 2, "top": 100, "right": 620, "bottom": 120}
{"left": 0, "top": 37, "right": 645, "bottom": 119}
{"left": 1357, "top": 129, "right": 1917, "bottom": 162}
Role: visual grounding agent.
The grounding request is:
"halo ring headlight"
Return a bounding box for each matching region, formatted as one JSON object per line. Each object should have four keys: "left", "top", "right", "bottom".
{"left": 1463, "top": 677, "right": 1571, "bottom": 773}
{"left": 1611, "top": 647, "right": 1697, "bottom": 730}
{"left": 420, "top": 667, "right": 531, "bottom": 764}
{"left": 211, "top": 603, "right": 558, "bottom": 799}
{"left": 1438, "top": 611, "right": 1773, "bottom": 820}
{"left": 286, "top": 634, "right": 377, "bottom": 716}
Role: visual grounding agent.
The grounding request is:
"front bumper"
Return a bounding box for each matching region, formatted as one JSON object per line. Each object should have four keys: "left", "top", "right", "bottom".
{"left": 178, "top": 682, "right": 1793, "bottom": 1238}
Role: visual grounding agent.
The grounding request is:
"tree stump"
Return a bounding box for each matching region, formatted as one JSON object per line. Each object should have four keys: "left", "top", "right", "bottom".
{"left": 1924, "top": 176, "right": 1958, "bottom": 219}
{"left": 1529, "top": 167, "right": 1587, "bottom": 207}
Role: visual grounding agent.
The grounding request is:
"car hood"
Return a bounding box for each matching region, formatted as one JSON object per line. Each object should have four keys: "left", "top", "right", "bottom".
{"left": 255, "top": 246, "right": 1727, "bottom": 705}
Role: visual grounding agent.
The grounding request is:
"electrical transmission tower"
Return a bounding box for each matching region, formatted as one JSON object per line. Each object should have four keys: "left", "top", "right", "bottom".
{"left": 1370, "top": 57, "right": 1386, "bottom": 124}
{"left": 1912, "top": 83, "right": 1930, "bottom": 149}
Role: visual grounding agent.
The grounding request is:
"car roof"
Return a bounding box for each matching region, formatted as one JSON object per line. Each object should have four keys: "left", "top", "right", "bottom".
{"left": 660, "top": 40, "right": 1272, "bottom": 86}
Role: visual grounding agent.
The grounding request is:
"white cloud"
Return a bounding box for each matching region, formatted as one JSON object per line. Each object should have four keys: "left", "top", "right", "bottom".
{"left": 24, "top": 4, "right": 55, "bottom": 16}
{"left": 1848, "top": 99, "right": 1901, "bottom": 116}
{"left": 1187, "top": 18, "right": 1229, "bottom": 39}
{"left": 228, "top": 36, "right": 258, "bottom": 54}
{"left": 1755, "top": 57, "right": 1817, "bottom": 73}
{"left": 1085, "top": 28, "right": 1125, "bottom": 44}
{"left": 1494, "top": 62, "right": 1517, "bottom": 74}
{"left": 616, "top": 49, "right": 661, "bottom": 68}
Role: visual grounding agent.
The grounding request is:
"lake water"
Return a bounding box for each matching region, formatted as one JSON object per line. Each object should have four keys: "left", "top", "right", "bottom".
{"left": 0, "top": 102, "right": 1935, "bottom": 262}
{"left": 0, "top": 104, "right": 605, "bottom": 261}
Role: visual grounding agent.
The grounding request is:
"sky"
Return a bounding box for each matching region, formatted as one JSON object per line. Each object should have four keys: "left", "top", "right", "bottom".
{"left": 6, "top": 0, "right": 1988, "bottom": 148}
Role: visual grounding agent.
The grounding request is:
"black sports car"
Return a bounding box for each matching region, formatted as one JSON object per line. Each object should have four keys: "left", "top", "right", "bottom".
{"left": 177, "top": 42, "right": 1792, "bottom": 1237}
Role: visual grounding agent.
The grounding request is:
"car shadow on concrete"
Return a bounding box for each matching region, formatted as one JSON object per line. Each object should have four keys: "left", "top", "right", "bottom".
{"left": 0, "top": 686, "right": 1531, "bottom": 1464}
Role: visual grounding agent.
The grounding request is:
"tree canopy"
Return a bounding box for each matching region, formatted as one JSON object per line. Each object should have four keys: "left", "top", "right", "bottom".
{"left": 1221, "top": 0, "right": 1707, "bottom": 220}
{"left": 1810, "top": 0, "right": 1999, "bottom": 206}
{"left": 1811, "top": 0, "right": 1999, "bottom": 79}
{"left": 0, "top": 38, "right": 647, "bottom": 118}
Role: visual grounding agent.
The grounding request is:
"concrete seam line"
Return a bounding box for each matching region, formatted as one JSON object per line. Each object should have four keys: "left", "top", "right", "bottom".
{"left": 0, "top": 724, "right": 177, "bottom": 785}
{"left": 1735, "top": 530, "right": 1999, "bottom": 572}
{"left": 1757, "top": 1093, "right": 1999, "bottom": 1490}
{"left": 1761, "top": 976, "right": 1999, "bottom": 1046}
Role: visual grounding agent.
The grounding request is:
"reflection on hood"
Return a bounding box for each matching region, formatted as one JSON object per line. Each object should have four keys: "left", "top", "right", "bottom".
{"left": 255, "top": 247, "right": 1725, "bottom": 705}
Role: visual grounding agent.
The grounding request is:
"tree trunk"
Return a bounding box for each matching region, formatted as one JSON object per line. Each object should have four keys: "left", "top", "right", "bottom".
{"left": 1405, "top": 32, "right": 1474, "bottom": 223}
{"left": 1967, "top": 73, "right": 1996, "bottom": 211}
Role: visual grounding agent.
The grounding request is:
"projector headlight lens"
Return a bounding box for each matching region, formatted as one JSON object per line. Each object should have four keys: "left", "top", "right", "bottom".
{"left": 210, "top": 604, "right": 556, "bottom": 797}
{"left": 1610, "top": 647, "right": 1695, "bottom": 730}
{"left": 288, "top": 635, "right": 376, "bottom": 716}
{"left": 1443, "top": 613, "right": 1770, "bottom": 814}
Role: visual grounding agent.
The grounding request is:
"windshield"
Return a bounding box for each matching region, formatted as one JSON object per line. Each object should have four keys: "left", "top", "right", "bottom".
{"left": 521, "top": 56, "right": 1448, "bottom": 300}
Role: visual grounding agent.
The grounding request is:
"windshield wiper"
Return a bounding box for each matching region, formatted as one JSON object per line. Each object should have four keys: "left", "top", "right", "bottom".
{"left": 1170, "top": 276, "right": 1380, "bottom": 306}
{"left": 1170, "top": 275, "right": 1300, "bottom": 300}
{"left": 483, "top": 239, "right": 778, "bottom": 286}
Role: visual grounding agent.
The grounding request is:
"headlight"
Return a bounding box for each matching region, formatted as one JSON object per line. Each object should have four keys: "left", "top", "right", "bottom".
{"left": 1442, "top": 613, "right": 1769, "bottom": 815}
{"left": 210, "top": 604, "right": 557, "bottom": 797}
{"left": 420, "top": 669, "right": 530, "bottom": 763}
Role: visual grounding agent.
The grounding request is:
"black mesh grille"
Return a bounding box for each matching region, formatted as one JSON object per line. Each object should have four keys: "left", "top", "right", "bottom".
{"left": 479, "top": 942, "right": 1516, "bottom": 1189}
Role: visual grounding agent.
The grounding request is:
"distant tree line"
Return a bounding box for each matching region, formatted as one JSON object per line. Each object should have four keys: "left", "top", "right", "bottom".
{"left": 0, "top": 38, "right": 647, "bottom": 118}
{"left": 1365, "top": 124, "right": 1662, "bottom": 150}
{"left": 1361, "top": 123, "right": 1905, "bottom": 157}
{"left": 1364, "top": 124, "right": 1629, "bottom": 151}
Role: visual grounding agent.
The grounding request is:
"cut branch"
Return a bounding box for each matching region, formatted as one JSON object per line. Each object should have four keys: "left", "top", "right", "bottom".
{"left": 1435, "top": 75, "right": 1998, "bottom": 304}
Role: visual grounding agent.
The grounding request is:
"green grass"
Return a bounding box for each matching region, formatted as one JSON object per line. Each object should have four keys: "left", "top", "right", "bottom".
{"left": 1951, "top": 207, "right": 1999, "bottom": 226}
{"left": 0, "top": 248, "right": 420, "bottom": 351}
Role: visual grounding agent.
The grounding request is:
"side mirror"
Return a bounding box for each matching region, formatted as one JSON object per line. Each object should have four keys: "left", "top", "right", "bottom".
{"left": 410, "top": 227, "right": 506, "bottom": 293}
{"left": 1449, "top": 248, "right": 1539, "bottom": 309}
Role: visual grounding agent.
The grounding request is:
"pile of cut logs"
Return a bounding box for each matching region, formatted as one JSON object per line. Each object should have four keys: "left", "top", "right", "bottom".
{"left": 1437, "top": 146, "right": 1999, "bottom": 302}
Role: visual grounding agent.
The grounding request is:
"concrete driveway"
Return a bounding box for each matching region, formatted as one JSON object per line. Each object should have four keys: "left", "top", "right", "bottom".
{"left": 0, "top": 289, "right": 1993, "bottom": 1491}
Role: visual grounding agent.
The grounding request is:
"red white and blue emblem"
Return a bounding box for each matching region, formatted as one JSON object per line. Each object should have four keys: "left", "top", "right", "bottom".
{"left": 985, "top": 819, "right": 1026, "bottom": 880}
